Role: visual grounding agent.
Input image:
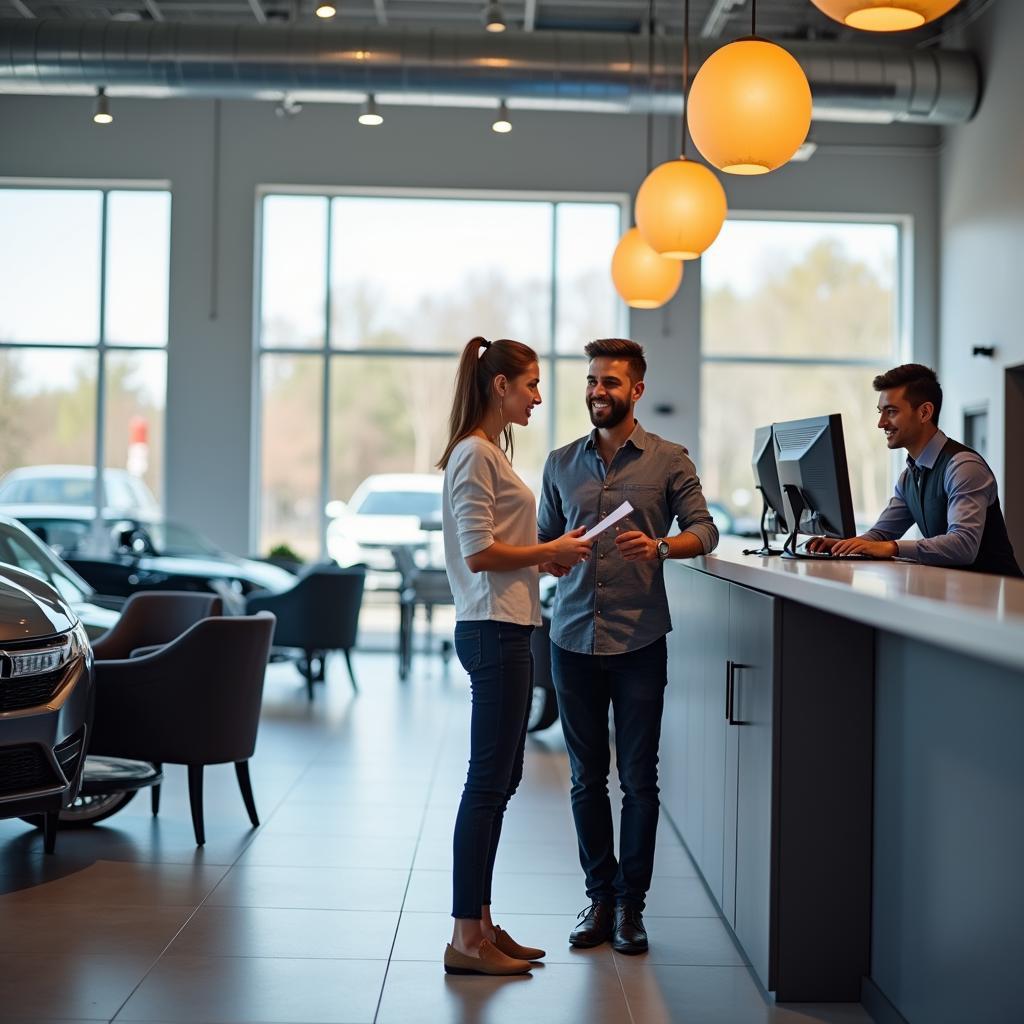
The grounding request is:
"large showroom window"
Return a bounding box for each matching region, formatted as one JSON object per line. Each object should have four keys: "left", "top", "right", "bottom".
{"left": 700, "top": 216, "right": 907, "bottom": 532}
{"left": 0, "top": 186, "right": 171, "bottom": 511}
{"left": 256, "top": 191, "right": 625, "bottom": 559}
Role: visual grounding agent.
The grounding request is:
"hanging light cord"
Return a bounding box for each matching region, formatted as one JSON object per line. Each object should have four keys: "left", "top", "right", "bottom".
{"left": 681, "top": 0, "right": 690, "bottom": 159}
{"left": 646, "top": 0, "right": 655, "bottom": 173}
{"left": 751, "top": 0, "right": 757, "bottom": 38}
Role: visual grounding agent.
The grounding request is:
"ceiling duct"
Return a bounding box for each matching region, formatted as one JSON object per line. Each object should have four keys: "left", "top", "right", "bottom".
{"left": 0, "top": 18, "right": 980, "bottom": 124}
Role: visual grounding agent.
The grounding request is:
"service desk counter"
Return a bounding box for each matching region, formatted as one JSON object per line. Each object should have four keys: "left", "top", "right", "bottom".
{"left": 661, "top": 539, "right": 1024, "bottom": 1024}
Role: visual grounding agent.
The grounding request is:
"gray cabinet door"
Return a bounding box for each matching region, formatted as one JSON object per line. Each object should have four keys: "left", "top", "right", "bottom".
{"left": 729, "top": 584, "right": 778, "bottom": 991}
{"left": 699, "top": 573, "right": 731, "bottom": 904}
{"left": 661, "top": 564, "right": 693, "bottom": 830}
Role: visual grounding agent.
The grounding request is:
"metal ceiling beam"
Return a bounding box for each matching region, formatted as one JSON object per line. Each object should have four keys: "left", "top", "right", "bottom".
{"left": 9, "top": 0, "right": 33, "bottom": 17}
{"left": 373, "top": 0, "right": 388, "bottom": 26}
{"left": 524, "top": 0, "right": 537, "bottom": 31}
{"left": 700, "top": 0, "right": 747, "bottom": 38}
{"left": 247, "top": 0, "right": 267, "bottom": 23}
{"left": 143, "top": 0, "right": 164, "bottom": 21}
{"left": 0, "top": 18, "right": 981, "bottom": 124}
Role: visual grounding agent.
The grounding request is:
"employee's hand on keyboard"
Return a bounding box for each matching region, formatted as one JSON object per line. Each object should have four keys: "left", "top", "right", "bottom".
{"left": 829, "top": 538, "right": 898, "bottom": 559}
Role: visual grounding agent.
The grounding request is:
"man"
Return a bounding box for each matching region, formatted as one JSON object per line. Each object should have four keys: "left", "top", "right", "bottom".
{"left": 808, "top": 363, "right": 1022, "bottom": 576}
{"left": 537, "top": 337, "right": 719, "bottom": 955}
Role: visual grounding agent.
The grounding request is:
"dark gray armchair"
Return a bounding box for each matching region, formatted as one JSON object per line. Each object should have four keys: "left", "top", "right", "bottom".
{"left": 88, "top": 612, "right": 276, "bottom": 846}
{"left": 246, "top": 564, "right": 366, "bottom": 700}
{"left": 91, "top": 591, "right": 223, "bottom": 660}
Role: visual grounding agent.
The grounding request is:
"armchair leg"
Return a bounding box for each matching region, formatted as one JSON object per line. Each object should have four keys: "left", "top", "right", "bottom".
{"left": 43, "top": 810, "right": 58, "bottom": 855}
{"left": 343, "top": 648, "right": 358, "bottom": 693}
{"left": 152, "top": 762, "right": 162, "bottom": 816}
{"left": 302, "top": 649, "right": 316, "bottom": 701}
{"left": 187, "top": 764, "right": 206, "bottom": 846}
{"left": 235, "top": 761, "right": 259, "bottom": 827}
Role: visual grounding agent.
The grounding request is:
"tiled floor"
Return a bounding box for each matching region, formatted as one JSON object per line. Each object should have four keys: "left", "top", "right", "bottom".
{"left": 0, "top": 645, "right": 874, "bottom": 1024}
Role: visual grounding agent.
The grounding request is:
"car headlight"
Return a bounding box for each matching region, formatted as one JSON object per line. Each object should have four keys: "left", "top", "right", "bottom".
{"left": 3, "top": 622, "right": 89, "bottom": 680}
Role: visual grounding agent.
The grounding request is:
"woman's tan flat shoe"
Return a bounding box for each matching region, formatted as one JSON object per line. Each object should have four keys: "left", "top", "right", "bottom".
{"left": 443, "top": 940, "right": 532, "bottom": 976}
{"left": 493, "top": 925, "right": 546, "bottom": 961}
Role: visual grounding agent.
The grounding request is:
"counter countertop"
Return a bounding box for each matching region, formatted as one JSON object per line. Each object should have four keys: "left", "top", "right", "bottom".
{"left": 677, "top": 537, "right": 1024, "bottom": 672}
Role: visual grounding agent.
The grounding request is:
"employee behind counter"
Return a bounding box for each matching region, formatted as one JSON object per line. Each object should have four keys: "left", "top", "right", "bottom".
{"left": 807, "top": 363, "right": 1023, "bottom": 577}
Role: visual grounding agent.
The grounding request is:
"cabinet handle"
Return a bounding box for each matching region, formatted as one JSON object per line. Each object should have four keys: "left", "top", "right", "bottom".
{"left": 728, "top": 664, "right": 748, "bottom": 726}
{"left": 725, "top": 660, "right": 734, "bottom": 722}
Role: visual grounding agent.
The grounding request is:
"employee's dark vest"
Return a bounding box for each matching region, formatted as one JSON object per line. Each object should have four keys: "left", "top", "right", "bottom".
{"left": 904, "top": 438, "right": 1023, "bottom": 578}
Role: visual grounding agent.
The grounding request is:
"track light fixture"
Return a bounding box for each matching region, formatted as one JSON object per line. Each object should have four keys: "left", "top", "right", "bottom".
{"left": 483, "top": 1, "right": 507, "bottom": 32}
{"left": 315, "top": 2, "right": 337, "bottom": 17}
{"left": 358, "top": 94, "right": 383, "bottom": 126}
{"left": 93, "top": 87, "right": 113, "bottom": 125}
{"left": 491, "top": 100, "right": 512, "bottom": 133}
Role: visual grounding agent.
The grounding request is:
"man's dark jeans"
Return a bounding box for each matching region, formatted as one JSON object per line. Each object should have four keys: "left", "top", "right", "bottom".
{"left": 551, "top": 636, "right": 668, "bottom": 909}
{"left": 451, "top": 619, "right": 533, "bottom": 919}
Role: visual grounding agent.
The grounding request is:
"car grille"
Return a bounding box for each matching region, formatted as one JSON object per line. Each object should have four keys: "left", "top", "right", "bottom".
{"left": 0, "top": 745, "right": 60, "bottom": 797}
{"left": 0, "top": 666, "right": 67, "bottom": 713}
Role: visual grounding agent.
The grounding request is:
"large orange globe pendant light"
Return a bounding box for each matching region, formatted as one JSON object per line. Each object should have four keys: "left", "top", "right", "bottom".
{"left": 810, "top": 0, "right": 962, "bottom": 32}
{"left": 635, "top": 0, "right": 727, "bottom": 260}
{"left": 611, "top": 228, "right": 684, "bottom": 309}
{"left": 686, "top": 1, "right": 812, "bottom": 176}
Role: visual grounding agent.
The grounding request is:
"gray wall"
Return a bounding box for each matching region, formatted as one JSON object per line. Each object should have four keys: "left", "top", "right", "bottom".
{"left": 940, "top": 0, "right": 1024, "bottom": 548}
{"left": 0, "top": 94, "right": 938, "bottom": 553}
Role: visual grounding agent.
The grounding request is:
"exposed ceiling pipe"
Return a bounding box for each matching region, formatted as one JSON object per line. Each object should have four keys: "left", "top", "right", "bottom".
{"left": 0, "top": 18, "right": 980, "bottom": 124}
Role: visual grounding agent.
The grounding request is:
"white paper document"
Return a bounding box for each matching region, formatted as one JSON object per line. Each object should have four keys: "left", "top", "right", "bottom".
{"left": 581, "top": 500, "right": 634, "bottom": 542}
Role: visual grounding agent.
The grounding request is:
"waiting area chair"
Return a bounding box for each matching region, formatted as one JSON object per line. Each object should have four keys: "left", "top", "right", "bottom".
{"left": 88, "top": 612, "right": 276, "bottom": 845}
{"left": 246, "top": 564, "right": 366, "bottom": 700}
{"left": 91, "top": 590, "right": 223, "bottom": 660}
{"left": 392, "top": 546, "right": 454, "bottom": 681}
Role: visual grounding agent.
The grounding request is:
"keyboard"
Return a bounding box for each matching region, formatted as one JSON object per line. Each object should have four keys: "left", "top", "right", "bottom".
{"left": 796, "top": 548, "right": 876, "bottom": 560}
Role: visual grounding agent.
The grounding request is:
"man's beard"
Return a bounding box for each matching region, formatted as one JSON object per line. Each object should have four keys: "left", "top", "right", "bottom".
{"left": 588, "top": 396, "right": 630, "bottom": 429}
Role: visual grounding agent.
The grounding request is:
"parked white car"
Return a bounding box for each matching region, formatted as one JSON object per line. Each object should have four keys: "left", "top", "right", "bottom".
{"left": 0, "top": 465, "right": 160, "bottom": 519}
{"left": 326, "top": 473, "right": 444, "bottom": 581}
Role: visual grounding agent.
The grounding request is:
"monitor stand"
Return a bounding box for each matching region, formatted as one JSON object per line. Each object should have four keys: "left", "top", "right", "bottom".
{"left": 781, "top": 484, "right": 810, "bottom": 559}
{"left": 742, "top": 489, "right": 783, "bottom": 556}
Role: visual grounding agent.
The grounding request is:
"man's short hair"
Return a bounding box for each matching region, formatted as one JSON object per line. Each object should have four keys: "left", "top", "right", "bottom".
{"left": 872, "top": 363, "right": 942, "bottom": 426}
{"left": 584, "top": 338, "right": 647, "bottom": 383}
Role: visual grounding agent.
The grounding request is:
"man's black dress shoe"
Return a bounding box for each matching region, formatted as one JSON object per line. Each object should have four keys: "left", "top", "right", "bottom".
{"left": 569, "top": 901, "right": 615, "bottom": 948}
{"left": 612, "top": 903, "right": 649, "bottom": 955}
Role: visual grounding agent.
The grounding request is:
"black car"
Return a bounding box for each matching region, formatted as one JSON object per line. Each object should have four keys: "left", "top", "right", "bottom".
{"left": 4, "top": 506, "right": 295, "bottom": 613}
{"left": 0, "top": 566, "right": 94, "bottom": 848}
{"left": 0, "top": 514, "right": 121, "bottom": 640}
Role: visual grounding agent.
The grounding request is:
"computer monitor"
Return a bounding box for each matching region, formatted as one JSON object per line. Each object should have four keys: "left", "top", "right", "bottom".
{"left": 773, "top": 413, "right": 856, "bottom": 558}
{"left": 743, "top": 425, "right": 789, "bottom": 556}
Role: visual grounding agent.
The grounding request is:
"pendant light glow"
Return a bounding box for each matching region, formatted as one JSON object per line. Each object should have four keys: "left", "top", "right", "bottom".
{"left": 611, "top": 228, "right": 684, "bottom": 310}
{"left": 636, "top": 159, "right": 727, "bottom": 260}
{"left": 686, "top": 38, "right": 812, "bottom": 175}
{"left": 810, "top": 0, "right": 961, "bottom": 31}
{"left": 315, "top": 2, "right": 337, "bottom": 18}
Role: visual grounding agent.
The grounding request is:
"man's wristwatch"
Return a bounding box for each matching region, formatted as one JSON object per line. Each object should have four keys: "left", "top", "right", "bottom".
{"left": 656, "top": 538, "right": 670, "bottom": 560}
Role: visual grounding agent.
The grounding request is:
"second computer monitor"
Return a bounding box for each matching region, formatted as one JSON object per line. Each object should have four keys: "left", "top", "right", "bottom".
{"left": 773, "top": 413, "right": 856, "bottom": 549}
{"left": 752, "top": 425, "right": 788, "bottom": 534}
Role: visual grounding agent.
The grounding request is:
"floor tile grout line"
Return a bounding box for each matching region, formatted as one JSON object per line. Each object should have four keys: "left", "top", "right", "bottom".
{"left": 371, "top": 685, "right": 459, "bottom": 1024}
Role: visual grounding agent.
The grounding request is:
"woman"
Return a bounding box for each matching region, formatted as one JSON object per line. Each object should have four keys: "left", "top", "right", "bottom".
{"left": 439, "top": 336, "right": 592, "bottom": 976}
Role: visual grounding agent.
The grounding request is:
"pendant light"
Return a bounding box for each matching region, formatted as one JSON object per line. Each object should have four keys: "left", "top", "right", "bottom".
{"left": 686, "top": 0, "right": 812, "bottom": 175}
{"left": 491, "top": 100, "right": 512, "bottom": 133}
{"left": 810, "top": 0, "right": 961, "bottom": 31}
{"left": 611, "top": 227, "right": 684, "bottom": 310}
{"left": 635, "top": 0, "right": 727, "bottom": 260}
{"left": 358, "top": 94, "right": 383, "bottom": 126}
{"left": 93, "top": 87, "right": 113, "bottom": 125}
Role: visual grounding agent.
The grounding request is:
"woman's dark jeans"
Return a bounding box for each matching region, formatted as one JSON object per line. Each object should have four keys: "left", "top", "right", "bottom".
{"left": 451, "top": 619, "right": 534, "bottom": 920}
